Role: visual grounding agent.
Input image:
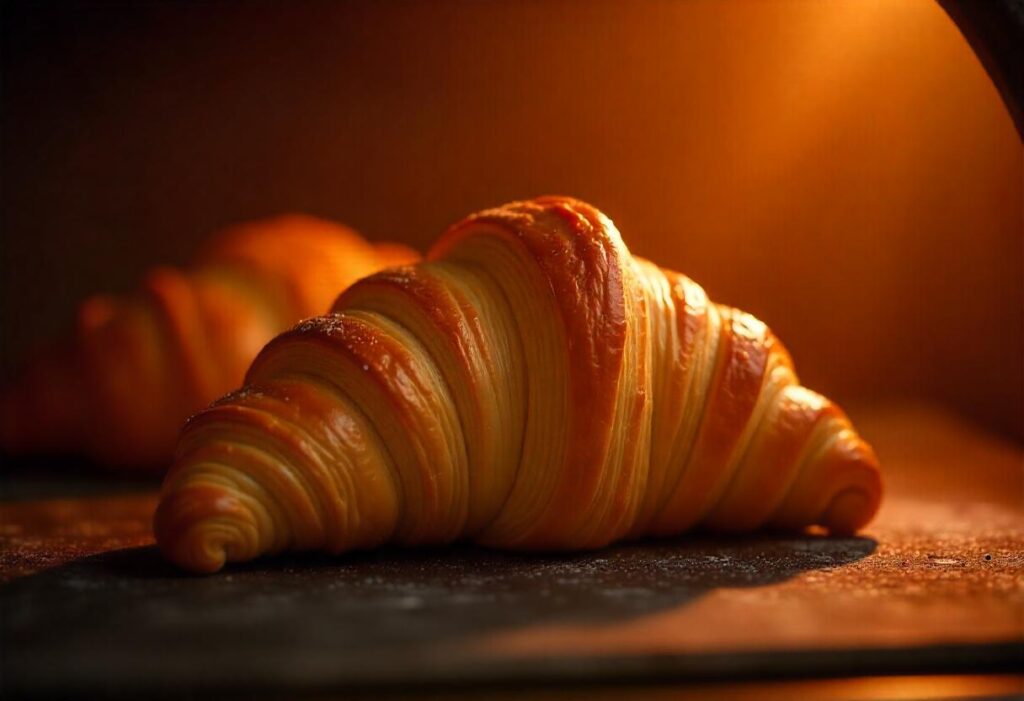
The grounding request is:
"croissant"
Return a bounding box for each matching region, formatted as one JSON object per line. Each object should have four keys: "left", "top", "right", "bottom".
{"left": 155, "top": 197, "right": 882, "bottom": 573}
{"left": 0, "top": 215, "right": 418, "bottom": 467}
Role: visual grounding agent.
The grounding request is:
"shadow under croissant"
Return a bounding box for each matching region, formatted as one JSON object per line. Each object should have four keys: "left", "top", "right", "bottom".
{"left": 2, "top": 534, "right": 876, "bottom": 693}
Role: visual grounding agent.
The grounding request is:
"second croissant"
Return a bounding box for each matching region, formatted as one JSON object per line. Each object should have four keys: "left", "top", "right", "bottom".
{"left": 156, "top": 196, "right": 883, "bottom": 573}
{"left": 0, "top": 215, "right": 417, "bottom": 467}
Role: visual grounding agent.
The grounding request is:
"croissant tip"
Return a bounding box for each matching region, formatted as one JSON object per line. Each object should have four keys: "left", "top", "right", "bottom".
{"left": 820, "top": 487, "right": 878, "bottom": 536}
{"left": 161, "top": 530, "right": 227, "bottom": 575}
{"left": 154, "top": 484, "right": 252, "bottom": 574}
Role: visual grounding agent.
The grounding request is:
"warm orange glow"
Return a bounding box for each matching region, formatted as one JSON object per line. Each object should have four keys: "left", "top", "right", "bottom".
{"left": 4, "top": 0, "right": 1019, "bottom": 443}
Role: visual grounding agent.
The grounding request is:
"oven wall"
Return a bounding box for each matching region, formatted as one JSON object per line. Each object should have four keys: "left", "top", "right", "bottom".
{"left": 3, "top": 0, "right": 1020, "bottom": 440}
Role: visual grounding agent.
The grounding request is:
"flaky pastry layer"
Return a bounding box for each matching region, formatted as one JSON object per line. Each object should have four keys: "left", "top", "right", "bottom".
{"left": 155, "top": 197, "right": 882, "bottom": 572}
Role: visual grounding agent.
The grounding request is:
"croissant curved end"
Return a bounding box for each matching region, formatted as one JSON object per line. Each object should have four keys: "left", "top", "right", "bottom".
{"left": 820, "top": 450, "right": 883, "bottom": 536}
{"left": 154, "top": 483, "right": 258, "bottom": 574}
{"left": 822, "top": 488, "right": 875, "bottom": 536}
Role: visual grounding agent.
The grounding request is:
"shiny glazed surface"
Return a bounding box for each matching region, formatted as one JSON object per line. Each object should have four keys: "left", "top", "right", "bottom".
{"left": 155, "top": 197, "right": 882, "bottom": 573}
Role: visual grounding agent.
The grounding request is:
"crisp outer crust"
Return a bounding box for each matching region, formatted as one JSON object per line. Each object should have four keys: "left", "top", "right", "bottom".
{"left": 155, "top": 197, "right": 883, "bottom": 573}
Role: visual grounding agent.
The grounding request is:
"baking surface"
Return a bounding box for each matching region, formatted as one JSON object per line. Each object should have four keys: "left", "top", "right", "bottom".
{"left": 1, "top": 404, "right": 1022, "bottom": 696}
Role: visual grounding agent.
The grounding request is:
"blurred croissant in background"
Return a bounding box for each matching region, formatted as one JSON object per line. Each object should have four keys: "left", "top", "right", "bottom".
{"left": 0, "top": 215, "right": 418, "bottom": 468}
{"left": 155, "top": 197, "right": 883, "bottom": 573}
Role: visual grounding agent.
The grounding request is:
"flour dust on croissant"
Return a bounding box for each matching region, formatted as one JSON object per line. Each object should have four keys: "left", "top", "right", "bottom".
{"left": 155, "top": 197, "right": 882, "bottom": 573}
{"left": 0, "top": 215, "right": 417, "bottom": 467}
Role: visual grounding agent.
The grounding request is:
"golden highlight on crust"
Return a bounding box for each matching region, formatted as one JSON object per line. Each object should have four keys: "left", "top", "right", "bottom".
{"left": 155, "top": 197, "right": 883, "bottom": 572}
{"left": 0, "top": 215, "right": 419, "bottom": 467}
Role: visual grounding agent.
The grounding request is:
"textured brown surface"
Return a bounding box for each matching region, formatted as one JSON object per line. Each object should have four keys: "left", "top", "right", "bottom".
{"left": 0, "top": 404, "right": 1021, "bottom": 697}
{"left": 0, "top": 493, "right": 157, "bottom": 582}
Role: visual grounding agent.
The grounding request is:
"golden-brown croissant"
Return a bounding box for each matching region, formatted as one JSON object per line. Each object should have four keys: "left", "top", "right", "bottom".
{"left": 155, "top": 197, "right": 882, "bottom": 573}
{"left": 0, "top": 215, "right": 418, "bottom": 467}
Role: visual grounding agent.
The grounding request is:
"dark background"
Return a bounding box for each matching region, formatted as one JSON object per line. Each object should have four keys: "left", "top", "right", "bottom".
{"left": 2, "top": 0, "right": 1021, "bottom": 440}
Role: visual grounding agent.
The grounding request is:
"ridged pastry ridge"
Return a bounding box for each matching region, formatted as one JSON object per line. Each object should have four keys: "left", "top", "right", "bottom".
{"left": 155, "top": 197, "right": 882, "bottom": 572}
